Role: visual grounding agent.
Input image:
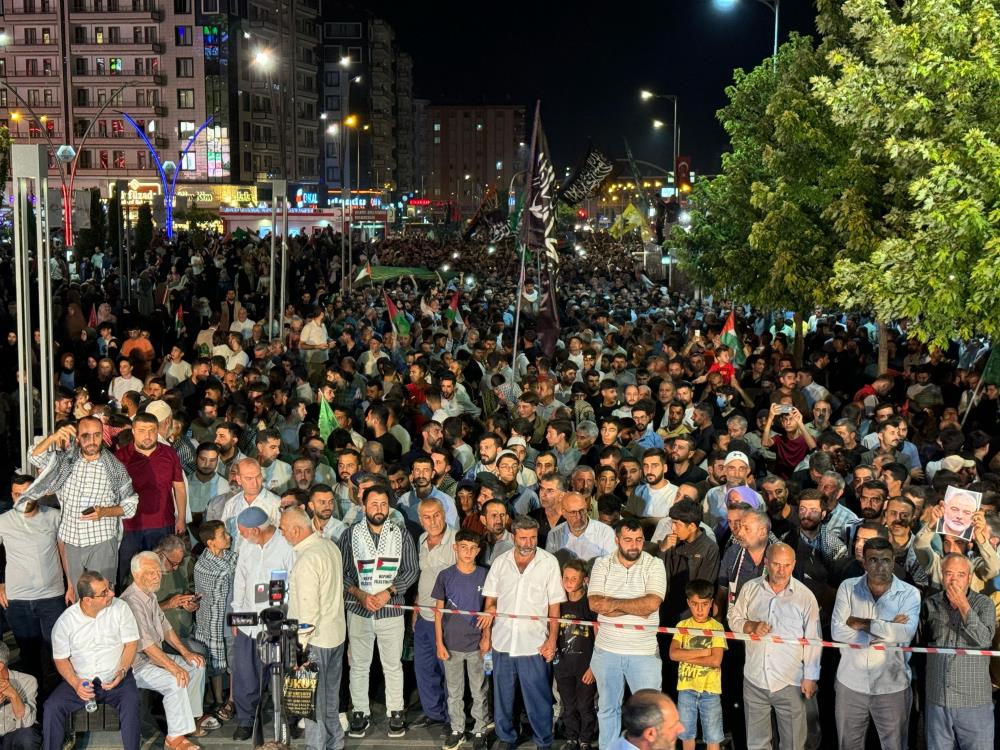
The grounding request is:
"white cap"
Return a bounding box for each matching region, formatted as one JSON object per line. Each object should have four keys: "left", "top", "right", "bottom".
{"left": 725, "top": 451, "right": 750, "bottom": 467}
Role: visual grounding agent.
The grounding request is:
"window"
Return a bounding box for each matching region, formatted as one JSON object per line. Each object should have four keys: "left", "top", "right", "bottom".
{"left": 324, "top": 70, "right": 340, "bottom": 86}
{"left": 137, "top": 150, "right": 146, "bottom": 170}
{"left": 80, "top": 150, "right": 92, "bottom": 169}
{"left": 113, "top": 150, "right": 125, "bottom": 168}
{"left": 43, "top": 59, "right": 52, "bottom": 75}
{"left": 177, "top": 89, "right": 194, "bottom": 108}
{"left": 136, "top": 89, "right": 145, "bottom": 106}
{"left": 325, "top": 142, "right": 336, "bottom": 157}
{"left": 24, "top": 28, "right": 36, "bottom": 44}
{"left": 324, "top": 95, "right": 339, "bottom": 111}
{"left": 175, "top": 26, "right": 192, "bottom": 45}
{"left": 76, "top": 89, "right": 89, "bottom": 106}
{"left": 433, "top": 136, "right": 440, "bottom": 145}
{"left": 241, "top": 121, "right": 250, "bottom": 140}
{"left": 433, "top": 123, "right": 440, "bottom": 131}
{"left": 110, "top": 57, "right": 122, "bottom": 74}
{"left": 179, "top": 120, "right": 194, "bottom": 137}
{"left": 176, "top": 57, "right": 193, "bottom": 77}
{"left": 181, "top": 152, "right": 195, "bottom": 170}
{"left": 346, "top": 46, "right": 361, "bottom": 63}
{"left": 95, "top": 58, "right": 105, "bottom": 74}
{"left": 147, "top": 88, "right": 157, "bottom": 104}
{"left": 0, "top": 91, "right": 6, "bottom": 107}
{"left": 74, "top": 27, "right": 87, "bottom": 43}
{"left": 75, "top": 58, "right": 88, "bottom": 74}
{"left": 97, "top": 119, "right": 107, "bottom": 136}
{"left": 43, "top": 89, "right": 52, "bottom": 105}
{"left": 27, "top": 89, "right": 39, "bottom": 105}
{"left": 25, "top": 59, "right": 38, "bottom": 75}
{"left": 95, "top": 27, "right": 104, "bottom": 44}
{"left": 108, "top": 27, "right": 119, "bottom": 43}
{"left": 243, "top": 152, "right": 251, "bottom": 172}
{"left": 99, "top": 150, "right": 108, "bottom": 169}
{"left": 111, "top": 119, "right": 124, "bottom": 137}
{"left": 97, "top": 89, "right": 106, "bottom": 105}
{"left": 133, "top": 26, "right": 142, "bottom": 43}
{"left": 173, "top": 0, "right": 190, "bottom": 11}
{"left": 326, "top": 22, "right": 361, "bottom": 38}
{"left": 41, "top": 28, "right": 51, "bottom": 43}
{"left": 202, "top": 0, "right": 218, "bottom": 12}
{"left": 326, "top": 166, "right": 337, "bottom": 182}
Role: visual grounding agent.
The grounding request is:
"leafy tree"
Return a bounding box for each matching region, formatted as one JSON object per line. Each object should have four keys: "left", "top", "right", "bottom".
{"left": 135, "top": 202, "right": 153, "bottom": 256}
{"left": 814, "top": 0, "right": 1000, "bottom": 347}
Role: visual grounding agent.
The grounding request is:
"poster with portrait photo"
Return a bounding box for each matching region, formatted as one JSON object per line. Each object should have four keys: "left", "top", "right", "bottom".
{"left": 936, "top": 486, "right": 982, "bottom": 541}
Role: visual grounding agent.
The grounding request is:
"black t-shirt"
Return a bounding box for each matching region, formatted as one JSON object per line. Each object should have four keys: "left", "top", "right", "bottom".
{"left": 555, "top": 596, "right": 595, "bottom": 670}
{"left": 376, "top": 432, "right": 403, "bottom": 463}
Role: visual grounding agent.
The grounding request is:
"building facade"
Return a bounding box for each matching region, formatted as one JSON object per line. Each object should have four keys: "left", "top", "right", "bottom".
{"left": 425, "top": 104, "right": 527, "bottom": 217}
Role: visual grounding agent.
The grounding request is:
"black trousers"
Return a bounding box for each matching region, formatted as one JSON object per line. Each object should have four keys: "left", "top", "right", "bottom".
{"left": 554, "top": 662, "right": 597, "bottom": 744}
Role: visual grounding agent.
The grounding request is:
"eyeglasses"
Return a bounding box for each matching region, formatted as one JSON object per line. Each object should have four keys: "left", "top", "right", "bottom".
{"left": 160, "top": 553, "right": 184, "bottom": 570}
{"left": 88, "top": 586, "right": 114, "bottom": 599}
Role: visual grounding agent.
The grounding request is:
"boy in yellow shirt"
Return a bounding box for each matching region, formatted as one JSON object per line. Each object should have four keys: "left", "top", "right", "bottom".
{"left": 668, "top": 579, "right": 726, "bottom": 750}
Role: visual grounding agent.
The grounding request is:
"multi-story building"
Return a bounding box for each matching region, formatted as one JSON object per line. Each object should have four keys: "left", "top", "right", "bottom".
{"left": 0, "top": 0, "right": 320, "bottom": 219}
{"left": 318, "top": 4, "right": 414, "bottom": 204}
{"left": 425, "top": 104, "right": 527, "bottom": 217}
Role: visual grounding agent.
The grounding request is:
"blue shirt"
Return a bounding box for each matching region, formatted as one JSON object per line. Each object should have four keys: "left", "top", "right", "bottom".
{"left": 396, "top": 487, "right": 460, "bottom": 529}
{"left": 431, "top": 564, "right": 488, "bottom": 652}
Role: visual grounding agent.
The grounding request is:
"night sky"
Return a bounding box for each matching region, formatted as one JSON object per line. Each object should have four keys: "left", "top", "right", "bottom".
{"left": 369, "top": 0, "right": 817, "bottom": 176}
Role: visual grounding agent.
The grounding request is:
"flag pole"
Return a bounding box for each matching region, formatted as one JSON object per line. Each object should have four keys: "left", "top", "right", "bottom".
{"left": 511, "top": 243, "right": 527, "bottom": 375}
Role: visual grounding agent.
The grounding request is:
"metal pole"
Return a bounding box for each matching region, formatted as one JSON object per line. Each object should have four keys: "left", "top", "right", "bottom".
{"left": 341, "top": 80, "right": 351, "bottom": 295}
{"left": 268, "top": 189, "right": 277, "bottom": 335}
{"left": 510, "top": 244, "right": 526, "bottom": 375}
{"left": 273, "top": 179, "right": 287, "bottom": 329}
{"left": 36, "top": 172, "right": 52, "bottom": 438}
{"left": 280, "top": 195, "right": 288, "bottom": 327}
{"left": 672, "top": 97, "right": 679, "bottom": 176}
{"left": 772, "top": 0, "right": 780, "bottom": 70}
{"left": 11, "top": 145, "right": 48, "bottom": 466}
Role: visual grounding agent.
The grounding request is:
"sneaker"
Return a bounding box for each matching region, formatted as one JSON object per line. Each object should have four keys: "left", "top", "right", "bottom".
{"left": 442, "top": 730, "right": 466, "bottom": 750}
{"left": 348, "top": 712, "right": 370, "bottom": 738}
{"left": 388, "top": 710, "right": 407, "bottom": 738}
{"left": 472, "top": 732, "right": 488, "bottom": 750}
{"left": 413, "top": 715, "right": 447, "bottom": 729}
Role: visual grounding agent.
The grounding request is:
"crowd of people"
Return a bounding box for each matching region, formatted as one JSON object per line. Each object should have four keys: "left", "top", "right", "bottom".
{"left": 0, "top": 225, "right": 998, "bottom": 750}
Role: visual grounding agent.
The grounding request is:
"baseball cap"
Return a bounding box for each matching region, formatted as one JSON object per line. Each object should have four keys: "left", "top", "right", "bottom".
{"left": 144, "top": 400, "right": 172, "bottom": 425}
{"left": 941, "top": 455, "right": 975, "bottom": 472}
{"left": 725, "top": 451, "right": 750, "bottom": 467}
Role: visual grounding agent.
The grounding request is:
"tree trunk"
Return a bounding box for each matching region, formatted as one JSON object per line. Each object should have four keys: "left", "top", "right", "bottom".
{"left": 793, "top": 311, "right": 805, "bottom": 367}
{"left": 877, "top": 320, "right": 889, "bottom": 374}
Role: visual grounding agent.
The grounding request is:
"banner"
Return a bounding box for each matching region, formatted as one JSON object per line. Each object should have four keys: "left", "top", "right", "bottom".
{"left": 464, "top": 186, "right": 511, "bottom": 243}
{"left": 557, "top": 144, "right": 614, "bottom": 205}
{"left": 623, "top": 138, "right": 650, "bottom": 214}
{"left": 354, "top": 264, "right": 458, "bottom": 284}
{"left": 520, "top": 101, "right": 559, "bottom": 266}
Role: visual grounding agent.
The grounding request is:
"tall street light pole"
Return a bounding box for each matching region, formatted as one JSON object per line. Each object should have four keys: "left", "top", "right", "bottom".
{"left": 640, "top": 90, "right": 679, "bottom": 184}
{"left": 714, "top": 0, "right": 780, "bottom": 70}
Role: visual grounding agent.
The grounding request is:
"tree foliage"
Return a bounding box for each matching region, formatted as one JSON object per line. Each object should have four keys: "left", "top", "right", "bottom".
{"left": 813, "top": 0, "right": 1000, "bottom": 346}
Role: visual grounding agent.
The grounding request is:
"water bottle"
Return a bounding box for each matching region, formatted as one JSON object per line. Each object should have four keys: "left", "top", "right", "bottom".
{"left": 82, "top": 681, "right": 97, "bottom": 713}
{"left": 483, "top": 650, "right": 493, "bottom": 676}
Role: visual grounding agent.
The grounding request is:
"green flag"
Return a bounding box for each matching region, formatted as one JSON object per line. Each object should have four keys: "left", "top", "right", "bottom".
{"left": 983, "top": 347, "right": 1000, "bottom": 385}
{"left": 318, "top": 397, "right": 340, "bottom": 442}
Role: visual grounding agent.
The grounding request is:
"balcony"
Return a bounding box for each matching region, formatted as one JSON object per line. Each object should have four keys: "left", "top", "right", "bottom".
{"left": 7, "top": 40, "right": 59, "bottom": 53}
{"left": 69, "top": 2, "right": 163, "bottom": 19}
{"left": 71, "top": 71, "right": 166, "bottom": 84}
{"left": 3, "top": 4, "right": 58, "bottom": 17}
{"left": 69, "top": 39, "right": 164, "bottom": 53}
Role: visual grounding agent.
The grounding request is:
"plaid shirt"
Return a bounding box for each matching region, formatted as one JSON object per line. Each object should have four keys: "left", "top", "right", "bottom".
{"left": 193, "top": 548, "right": 237, "bottom": 671}
{"left": 922, "top": 589, "right": 996, "bottom": 708}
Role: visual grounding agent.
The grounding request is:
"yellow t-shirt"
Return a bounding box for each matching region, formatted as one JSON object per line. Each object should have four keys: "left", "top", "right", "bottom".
{"left": 674, "top": 617, "right": 726, "bottom": 694}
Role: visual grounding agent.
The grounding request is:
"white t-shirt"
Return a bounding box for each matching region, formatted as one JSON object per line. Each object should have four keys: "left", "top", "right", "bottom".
{"left": 52, "top": 599, "right": 140, "bottom": 681}
{"left": 588, "top": 552, "right": 666, "bottom": 655}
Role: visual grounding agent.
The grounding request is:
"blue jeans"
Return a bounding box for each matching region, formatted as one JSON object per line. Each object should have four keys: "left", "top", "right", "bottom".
{"left": 413, "top": 617, "right": 448, "bottom": 723}
{"left": 925, "top": 701, "right": 994, "bottom": 749}
{"left": 492, "top": 651, "right": 553, "bottom": 747}
{"left": 590, "top": 648, "right": 662, "bottom": 749}
{"left": 5, "top": 596, "right": 64, "bottom": 685}
{"left": 677, "top": 690, "right": 724, "bottom": 744}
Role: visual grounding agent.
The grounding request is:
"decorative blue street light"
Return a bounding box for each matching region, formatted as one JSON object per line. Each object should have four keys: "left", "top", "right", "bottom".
{"left": 119, "top": 112, "right": 215, "bottom": 239}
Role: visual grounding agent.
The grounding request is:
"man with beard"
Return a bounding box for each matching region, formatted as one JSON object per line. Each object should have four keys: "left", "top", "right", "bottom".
{"left": 255, "top": 429, "right": 292, "bottom": 494}
{"left": 588, "top": 519, "right": 667, "bottom": 749}
{"left": 220, "top": 458, "right": 281, "bottom": 552}
{"left": 464, "top": 433, "right": 503, "bottom": 481}
{"left": 307, "top": 484, "right": 348, "bottom": 542}
{"left": 817, "top": 471, "right": 860, "bottom": 542}
{"left": 531, "top": 475, "right": 566, "bottom": 549}
{"left": 431, "top": 447, "right": 458, "bottom": 498}
{"left": 760, "top": 475, "right": 797, "bottom": 538}
{"left": 292, "top": 457, "right": 318, "bottom": 493}
{"left": 478, "top": 498, "right": 514, "bottom": 566}
{"left": 332, "top": 451, "right": 360, "bottom": 518}
{"left": 396, "top": 457, "right": 459, "bottom": 528}
{"left": 841, "top": 480, "right": 889, "bottom": 551}
{"left": 658, "top": 401, "right": 690, "bottom": 442}
{"left": 213, "top": 422, "right": 245, "bottom": 479}
{"left": 666, "top": 435, "right": 707, "bottom": 486}
{"left": 25, "top": 418, "right": 138, "bottom": 588}
{"left": 115, "top": 413, "right": 187, "bottom": 586}
{"left": 628, "top": 450, "right": 678, "bottom": 533}
{"left": 403, "top": 420, "right": 447, "bottom": 470}
{"left": 860, "top": 417, "right": 913, "bottom": 470}
{"left": 831, "top": 538, "right": 920, "bottom": 750}
{"left": 340, "top": 487, "right": 418, "bottom": 739}
{"left": 482, "top": 516, "right": 565, "bottom": 750}
{"left": 365, "top": 403, "right": 403, "bottom": 464}
{"left": 545, "top": 491, "right": 616, "bottom": 563}
{"left": 703, "top": 451, "right": 753, "bottom": 531}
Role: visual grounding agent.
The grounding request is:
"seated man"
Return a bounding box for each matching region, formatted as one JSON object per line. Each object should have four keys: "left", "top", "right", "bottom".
{"left": 0, "top": 641, "right": 40, "bottom": 749}
{"left": 43, "top": 571, "right": 140, "bottom": 750}
{"left": 121, "top": 552, "right": 213, "bottom": 750}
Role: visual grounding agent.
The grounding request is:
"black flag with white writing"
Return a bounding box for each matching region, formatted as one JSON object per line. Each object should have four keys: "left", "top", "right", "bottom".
{"left": 557, "top": 144, "right": 614, "bottom": 206}
{"left": 520, "top": 101, "right": 559, "bottom": 266}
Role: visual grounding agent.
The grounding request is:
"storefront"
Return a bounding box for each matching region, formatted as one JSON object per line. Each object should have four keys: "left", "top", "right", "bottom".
{"left": 218, "top": 206, "right": 345, "bottom": 236}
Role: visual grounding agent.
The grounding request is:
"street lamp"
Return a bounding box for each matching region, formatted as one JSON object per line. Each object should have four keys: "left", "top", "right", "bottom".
{"left": 713, "top": 0, "right": 780, "bottom": 69}
{"left": 639, "top": 90, "right": 679, "bottom": 189}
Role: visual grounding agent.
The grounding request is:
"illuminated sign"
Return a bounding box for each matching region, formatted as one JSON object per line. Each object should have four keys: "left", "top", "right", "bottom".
{"left": 409, "top": 198, "right": 431, "bottom": 206}
{"left": 295, "top": 188, "right": 318, "bottom": 208}
{"left": 118, "top": 181, "right": 257, "bottom": 208}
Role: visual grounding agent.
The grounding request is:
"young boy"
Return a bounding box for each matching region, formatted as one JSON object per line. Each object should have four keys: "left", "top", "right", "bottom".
{"left": 669, "top": 578, "right": 726, "bottom": 750}
{"left": 432, "top": 530, "right": 490, "bottom": 750}
{"left": 553, "top": 559, "right": 597, "bottom": 750}
{"left": 193, "top": 519, "right": 237, "bottom": 714}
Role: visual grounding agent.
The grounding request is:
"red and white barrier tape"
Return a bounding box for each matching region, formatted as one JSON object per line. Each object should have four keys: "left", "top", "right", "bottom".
{"left": 389, "top": 603, "right": 1000, "bottom": 658}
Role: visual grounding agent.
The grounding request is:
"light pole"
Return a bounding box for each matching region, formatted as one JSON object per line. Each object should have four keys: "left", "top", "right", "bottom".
{"left": 640, "top": 90, "right": 679, "bottom": 188}
{"left": 713, "top": 0, "right": 780, "bottom": 70}
{"left": 338, "top": 57, "right": 363, "bottom": 292}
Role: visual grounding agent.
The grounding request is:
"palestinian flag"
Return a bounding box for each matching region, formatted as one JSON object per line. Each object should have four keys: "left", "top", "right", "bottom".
{"left": 355, "top": 262, "right": 373, "bottom": 283}
{"left": 721, "top": 310, "right": 746, "bottom": 366}
{"left": 444, "top": 291, "right": 464, "bottom": 328}
{"left": 88, "top": 304, "right": 98, "bottom": 329}
{"left": 384, "top": 292, "right": 410, "bottom": 336}
{"left": 174, "top": 304, "right": 185, "bottom": 337}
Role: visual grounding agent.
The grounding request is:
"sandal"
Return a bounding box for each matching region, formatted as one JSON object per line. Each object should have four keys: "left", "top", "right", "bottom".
{"left": 196, "top": 715, "right": 221, "bottom": 734}
{"left": 215, "top": 701, "right": 235, "bottom": 722}
{"left": 164, "top": 736, "right": 201, "bottom": 750}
